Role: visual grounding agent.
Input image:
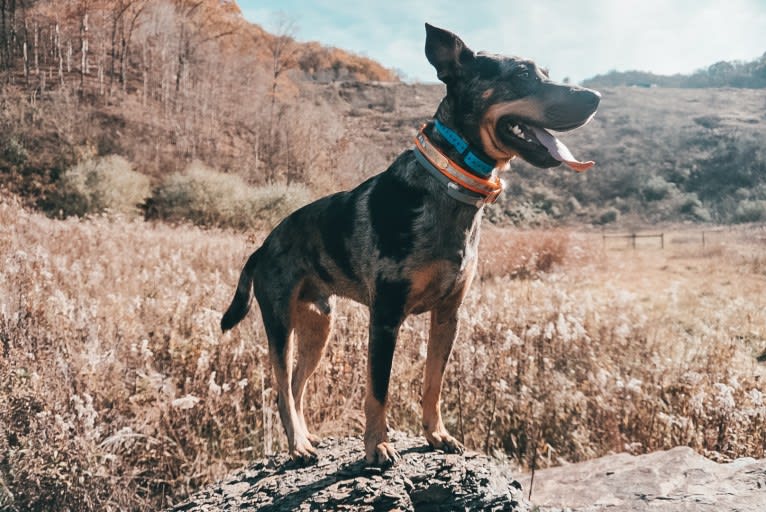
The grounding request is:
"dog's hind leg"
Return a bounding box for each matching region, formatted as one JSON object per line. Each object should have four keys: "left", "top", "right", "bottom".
{"left": 422, "top": 305, "right": 464, "bottom": 453}
{"left": 260, "top": 293, "right": 318, "bottom": 463}
{"left": 291, "top": 296, "right": 333, "bottom": 447}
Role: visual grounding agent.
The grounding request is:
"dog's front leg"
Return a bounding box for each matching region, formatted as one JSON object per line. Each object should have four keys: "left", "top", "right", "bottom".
{"left": 422, "top": 305, "right": 464, "bottom": 453}
{"left": 364, "top": 280, "right": 408, "bottom": 466}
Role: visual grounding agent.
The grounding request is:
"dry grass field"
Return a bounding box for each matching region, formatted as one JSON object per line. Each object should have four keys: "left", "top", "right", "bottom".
{"left": 1, "top": 195, "right": 765, "bottom": 510}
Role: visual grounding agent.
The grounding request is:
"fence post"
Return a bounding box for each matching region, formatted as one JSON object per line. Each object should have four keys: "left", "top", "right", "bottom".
{"left": 660, "top": 233, "right": 664, "bottom": 249}
{"left": 632, "top": 233, "right": 636, "bottom": 250}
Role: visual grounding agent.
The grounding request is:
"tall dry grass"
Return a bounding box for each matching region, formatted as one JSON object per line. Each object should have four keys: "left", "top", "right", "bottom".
{"left": 1, "top": 196, "right": 765, "bottom": 510}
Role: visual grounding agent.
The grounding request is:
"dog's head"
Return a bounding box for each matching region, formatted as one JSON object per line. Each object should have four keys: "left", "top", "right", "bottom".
{"left": 425, "top": 23, "right": 600, "bottom": 170}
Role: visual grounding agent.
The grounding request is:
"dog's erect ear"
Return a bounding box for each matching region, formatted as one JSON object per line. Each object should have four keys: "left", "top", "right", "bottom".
{"left": 425, "top": 23, "right": 474, "bottom": 84}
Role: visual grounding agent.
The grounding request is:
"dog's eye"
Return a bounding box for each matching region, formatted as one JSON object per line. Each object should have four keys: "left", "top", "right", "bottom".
{"left": 518, "top": 71, "right": 529, "bottom": 79}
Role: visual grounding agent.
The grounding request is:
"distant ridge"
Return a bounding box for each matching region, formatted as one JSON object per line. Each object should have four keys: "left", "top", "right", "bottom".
{"left": 583, "top": 52, "right": 766, "bottom": 89}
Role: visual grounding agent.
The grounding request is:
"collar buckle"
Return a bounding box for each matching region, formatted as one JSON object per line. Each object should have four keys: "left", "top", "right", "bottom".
{"left": 485, "top": 183, "right": 503, "bottom": 204}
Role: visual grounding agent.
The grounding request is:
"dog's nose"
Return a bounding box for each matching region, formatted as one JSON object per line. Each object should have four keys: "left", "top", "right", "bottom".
{"left": 578, "top": 88, "right": 601, "bottom": 109}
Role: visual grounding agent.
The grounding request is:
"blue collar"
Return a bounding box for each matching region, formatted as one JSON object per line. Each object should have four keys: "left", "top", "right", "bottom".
{"left": 433, "top": 119, "right": 495, "bottom": 177}
{"left": 413, "top": 126, "right": 504, "bottom": 208}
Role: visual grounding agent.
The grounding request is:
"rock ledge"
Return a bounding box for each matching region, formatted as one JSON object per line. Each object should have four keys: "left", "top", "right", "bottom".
{"left": 170, "top": 431, "right": 528, "bottom": 511}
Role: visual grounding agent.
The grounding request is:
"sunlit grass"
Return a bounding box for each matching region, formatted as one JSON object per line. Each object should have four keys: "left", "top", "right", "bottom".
{"left": 1, "top": 196, "right": 764, "bottom": 510}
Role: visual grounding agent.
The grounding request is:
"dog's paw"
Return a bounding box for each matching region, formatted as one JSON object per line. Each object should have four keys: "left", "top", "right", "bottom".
{"left": 289, "top": 438, "right": 319, "bottom": 464}
{"left": 365, "top": 442, "right": 400, "bottom": 467}
{"left": 305, "top": 431, "right": 321, "bottom": 446}
{"left": 425, "top": 430, "right": 465, "bottom": 454}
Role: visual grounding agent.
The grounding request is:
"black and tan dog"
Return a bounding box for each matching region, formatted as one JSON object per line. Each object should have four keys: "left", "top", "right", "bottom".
{"left": 221, "top": 24, "right": 600, "bottom": 466}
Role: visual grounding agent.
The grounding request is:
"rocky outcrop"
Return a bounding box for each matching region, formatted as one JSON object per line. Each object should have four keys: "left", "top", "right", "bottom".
{"left": 169, "top": 434, "right": 766, "bottom": 512}
{"left": 520, "top": 446, "right": 766, "bottom": 512}
{"left": 169, "top": 431, "right": 528, "bottom": 511}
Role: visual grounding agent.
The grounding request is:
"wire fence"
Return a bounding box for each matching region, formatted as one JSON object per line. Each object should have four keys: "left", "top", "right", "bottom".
{"left": 601, "top": 229, "right": 732, "bottom": 250}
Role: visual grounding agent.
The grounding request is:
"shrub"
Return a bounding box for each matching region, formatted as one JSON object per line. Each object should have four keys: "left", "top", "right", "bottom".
{"left": 734, "top": 200, "right": 766, "bottom": 223}
{"left": 45, "top": 155, "right": 150, "bottom": 217}
{"left": 642, "top": 176, "right": 675, "bottom": 201}
{"left": 596, "top": 207, "right": 620, "bottom": 225}
{"left": 680, "top": 194, "right": 712, "bottom": 222}
{"left": 479, "top": 228, "right": 577, "bottom": 279}
{"left": 147, "top": 162, "right": 310, "bottom": 230}
{"left": 1, "top": 137, "right": 28, "bottom": 166}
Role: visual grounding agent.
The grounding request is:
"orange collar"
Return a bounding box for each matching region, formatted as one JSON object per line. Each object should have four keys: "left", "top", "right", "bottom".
{"left": 413, "top": 125, "right": 505, "bottom": 206}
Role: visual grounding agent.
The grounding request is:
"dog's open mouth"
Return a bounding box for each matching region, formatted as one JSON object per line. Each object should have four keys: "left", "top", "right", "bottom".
{"left": 498, "top": 119, "right": 594, "bottom": 172}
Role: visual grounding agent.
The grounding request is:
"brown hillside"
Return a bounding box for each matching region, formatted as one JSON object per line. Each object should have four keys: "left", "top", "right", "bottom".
{"left": 1, "top": 0, "right": 765, "bottom": 226}
{"left": 0, "top": 0, "right": 396, "bottom": 208}
{"left": 178, "top": 0, "right": 396, "bottom": 82}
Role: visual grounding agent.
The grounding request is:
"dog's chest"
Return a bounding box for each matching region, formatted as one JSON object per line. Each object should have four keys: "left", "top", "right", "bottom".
{"left": 404, "top": 212, "right": 482, "bottom": 314}
{"left": 405, "top": 253, "right": 477, "bottom": 315}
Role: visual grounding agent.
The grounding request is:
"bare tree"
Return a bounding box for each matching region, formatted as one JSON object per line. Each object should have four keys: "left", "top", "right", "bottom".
{"left": 264, "top": 12, "right": 299, "bottom": 181}
{"left": 172, "top": 1, "right": 235, "bottom": 106}
{"left": 0, "top": 0, "right": 7, "bottom": 72}
{"left": 0, "top": 0, "right": 19, "bottom": 78}
{"left": 108, "top": 0, "right": 146, "bottom": 91}
{"left": 79, "top": 1, "right": 89, "bottom": 90}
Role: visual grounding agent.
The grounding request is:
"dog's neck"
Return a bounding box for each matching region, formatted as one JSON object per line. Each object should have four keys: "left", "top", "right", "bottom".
{"left": 411, "top": 97, "right": 505, "bottom": 208}
{"left": 427, "top": 98, "right": 500, "bottom": 178}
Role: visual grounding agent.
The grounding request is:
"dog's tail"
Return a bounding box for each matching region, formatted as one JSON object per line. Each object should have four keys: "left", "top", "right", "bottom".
{"left": 221, "top": 249, "right": 261, "bottom": 332}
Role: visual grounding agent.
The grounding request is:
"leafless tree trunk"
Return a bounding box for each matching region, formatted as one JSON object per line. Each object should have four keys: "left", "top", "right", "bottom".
{"left": 1, "top": 0, "right": 7, "bottom": 72}
{"left": 0, "top": 0, "right": 15, "bottom": 78}
{"left": 267, "top": 15, "right": 296, "bottom": 134}
{"left": 33, "top": 20, "right": 37, "bottom": 75}
{"left": 55, "top": 22, "right": 63, "bottom": 86}
{"left": 265, "top": 13, "right": 298, "bottom": 182}
{"left": 9, "top": 0, "right": 15, "bottom": 56}
{"left": 22, "top": 38, "right": 27, "bottom": 82}
{"left": 108, "top": 0, "right": 145, "bottom": 91}
{"left": 121, "top": 1, "right": 145, "bottom": 91}
{"left": 80, "top": 11, "right": 88, "bottom": 90}
{"left": 175, "top": 21, "right": 187, "bottom": 96}
{"left": 141, "top": 39, "right": 147, "bottom": 105}
{"left": 109, "top": 0, "right": 127, "bottom": 87}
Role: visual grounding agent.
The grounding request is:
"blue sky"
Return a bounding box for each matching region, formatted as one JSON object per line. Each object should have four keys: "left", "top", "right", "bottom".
{"left": 239, "top": 0, "right": 766, "bottom": 84}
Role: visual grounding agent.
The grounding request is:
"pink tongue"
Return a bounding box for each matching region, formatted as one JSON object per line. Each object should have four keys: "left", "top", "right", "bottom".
{"left": 530, "top": 126, "right": 594, "bottom": 172}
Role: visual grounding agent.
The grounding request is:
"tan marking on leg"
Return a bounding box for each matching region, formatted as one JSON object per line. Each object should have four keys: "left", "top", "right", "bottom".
{"left": 422, "top": 306, "right": 464, "bottom": 453}
{"left": 364, "top": 388, "right": 398, "bottom": 465}
{"left": 291, "top": 298, "right": 333, "bottom": 446}
{"left": 271, "top": 285, "right": 317, "bottom": 462}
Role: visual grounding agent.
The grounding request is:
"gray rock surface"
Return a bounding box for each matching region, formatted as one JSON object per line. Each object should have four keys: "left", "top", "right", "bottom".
{"left": 520, "top": 446, "right": 766, "bottom": 511}
{"left": 170, "top": 431, "right": 528, "bottom": 511}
